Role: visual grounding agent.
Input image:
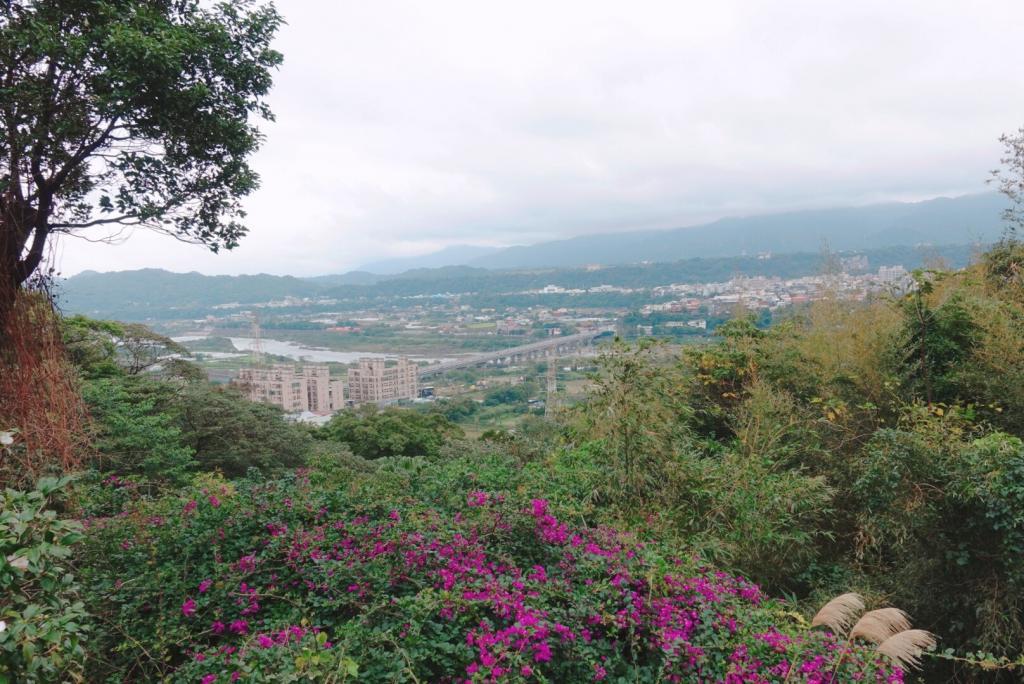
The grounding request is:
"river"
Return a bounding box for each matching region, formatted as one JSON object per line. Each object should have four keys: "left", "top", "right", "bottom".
{"left": 173, "top": 335, "right": 457, "bottom": 364}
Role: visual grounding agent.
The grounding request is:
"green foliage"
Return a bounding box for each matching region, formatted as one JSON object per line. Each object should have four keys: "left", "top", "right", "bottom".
{"left": 62, "top": 314, "right": 191, "bottom": 378}
{"left": 1, "top": 0, "right": 283, "bottom": 287}
{"left": 318, "top": 406, "right": 463, "bottom": 460}
{"left": 982, "top": 237, "right": 1024, "bottom": 290}
{"left": 0, "top": 477, "right": 88, "bottom": 683}
{"left": 476, "top": 415, "right": 562, "bottom": 464}
{"left": 896, "top": 272, "right": 980, "bottom": 405}
{"left": 431, "top": 397, "right": 480, "bottom": 421}
{"left": 60, "top": 315, "right": 125, "bottom": 378}
{"left": 847, "top": 429, "right": 1024, "bottom": 656}
{"left": 482, "top": 382, "right": 534, "bottom": 406}
{"left": 664, "top": 451, "right": 834, "bottom": 592}
{"left": 569, "top": 340, "right": 692, "bottom": 510}
{"left": 82, "top": 377, "right": 196, "bottom": 484}
{"left": 75, "top": 465, "right": 895, "bottom": 683}
{"left": 170, "top": 383, "right": 312, "bottom": 477}
{"left": 680, "top": 324, "right": 760, "bottom": 440}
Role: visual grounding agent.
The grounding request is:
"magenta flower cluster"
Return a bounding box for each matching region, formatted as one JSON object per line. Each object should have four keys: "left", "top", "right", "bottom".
{"left": 166, "top": 487, "right": 901, "bottom": 683}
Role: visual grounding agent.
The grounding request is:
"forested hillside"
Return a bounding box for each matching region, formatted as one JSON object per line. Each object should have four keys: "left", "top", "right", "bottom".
{"left": 6, "top": 240, "right": 1024, "bottom": 681}
{"left": 60, "top": 243, "right": 976, "bottom": 320}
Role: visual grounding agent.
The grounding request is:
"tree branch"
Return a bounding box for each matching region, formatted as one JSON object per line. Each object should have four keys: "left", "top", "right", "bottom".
{"left": 48, "top": 116, "right": 121, "bottom": 190}
{"left": 50, "top": 213, "right": 142, "bottom": 230}
{"left": 29, "top": 57, "right": 59, "bottom": 189}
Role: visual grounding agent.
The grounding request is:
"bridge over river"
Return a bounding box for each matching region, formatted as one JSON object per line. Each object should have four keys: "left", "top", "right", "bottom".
{"left": 418, "top": 327, "right": 615, "bottom": 378}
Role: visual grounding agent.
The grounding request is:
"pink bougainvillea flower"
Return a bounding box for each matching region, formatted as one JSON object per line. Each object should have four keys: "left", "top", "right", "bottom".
{"left": 198, "top": 579, "right": 213, "bottom": 594}
{"left": 234, "top": 555, "right": 256, "bottom": 573}
{"left": 183, "top": 499, "right": 198, "bottom": 515}
{"left": 229, "top": 619, "right": 248, "bottom": 634}
{"left": 201, "top": 675, "right": 217, "bottom": 684}
{"left": 466, "top": 490, "right": 488, "bottom": 507}
{"left": 257, "top": 634, "right": 274, "bottom": 648}
{"left": 181, "top": 598, "right": 197, "bottom": 617}
{"left": 208, "top": 495, "right": 221, "bottom": 507}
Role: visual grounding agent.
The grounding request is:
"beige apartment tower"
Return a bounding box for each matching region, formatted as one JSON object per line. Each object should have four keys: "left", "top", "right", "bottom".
{"left": 346, "top": 357, "right": 418, "bottom": 404}
{"left": 236, "top": 364, "right": 344, "bottom": 414}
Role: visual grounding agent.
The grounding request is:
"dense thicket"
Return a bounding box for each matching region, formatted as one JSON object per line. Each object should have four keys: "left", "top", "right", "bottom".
{"left": 551, "top": 241, "right": 1024, "bottom": 678}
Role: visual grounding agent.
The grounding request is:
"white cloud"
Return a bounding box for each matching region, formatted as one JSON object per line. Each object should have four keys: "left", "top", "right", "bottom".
{"left": 55, "top": 0, "right": 1024, "bottom": 276}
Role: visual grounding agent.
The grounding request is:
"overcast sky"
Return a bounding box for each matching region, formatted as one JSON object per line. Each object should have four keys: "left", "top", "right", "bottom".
{"left": 54, "top": 0, "right": 1024, "bottom": 277}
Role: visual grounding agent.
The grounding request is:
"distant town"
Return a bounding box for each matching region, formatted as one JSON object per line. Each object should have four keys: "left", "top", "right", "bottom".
{"left": 180, "top": 259, "right": 918, "bottom": 420}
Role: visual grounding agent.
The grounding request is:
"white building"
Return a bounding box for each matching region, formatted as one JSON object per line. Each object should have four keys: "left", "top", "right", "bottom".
{"left": 236, "top": 365, "right": 344, "bottom": 414}
{"left": 346, "top": 357, "right": 419, "bottom": 404}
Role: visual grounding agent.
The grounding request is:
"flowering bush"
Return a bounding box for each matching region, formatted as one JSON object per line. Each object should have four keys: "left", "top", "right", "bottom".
{"left": 79, "top": 470, "right": 901, "bottom": 682}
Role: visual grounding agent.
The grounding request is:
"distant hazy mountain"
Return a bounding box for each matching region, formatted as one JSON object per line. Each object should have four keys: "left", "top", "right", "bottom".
{"left": 57, "top": 268, "right": 321, "bottom": 319}
{"left": 302, "top": 271, "right": 385, "bottom": 287}
{"left": 357, "top": 244, "right": 502, "bottom": 274}
{"left": 468, "top": 193, "right": 1007, "bottom": 269}
{"left": 58, "top": 193, "right": 1009, "bottom": 320}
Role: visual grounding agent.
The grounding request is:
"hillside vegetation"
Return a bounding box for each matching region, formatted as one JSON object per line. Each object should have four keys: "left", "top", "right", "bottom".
{"left": 5, "top": 240, "right": 1024, "bottom": 681}
{"left": 58, "top": 243, "right": 977, "bottom": 321}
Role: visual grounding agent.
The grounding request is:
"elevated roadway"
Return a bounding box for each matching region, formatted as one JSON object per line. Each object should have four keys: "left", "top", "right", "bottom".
{"left": 418, "top": 327, "right": 614, "bottom": 378}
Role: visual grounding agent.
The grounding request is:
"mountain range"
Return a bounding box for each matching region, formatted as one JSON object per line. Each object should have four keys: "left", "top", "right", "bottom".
{"left": 356, "top": 245, "right": 502, "bottom": 275}
{"left": 58, "top": 192, "right": 1009, "bottom": 319}
{"left": 355, "top": 192, "right": 1007, "bottom": 272}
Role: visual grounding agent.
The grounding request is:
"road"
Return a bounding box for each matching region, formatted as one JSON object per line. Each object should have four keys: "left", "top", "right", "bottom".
{"left": 418, "top": 327, "right": 614, "bottom": 378}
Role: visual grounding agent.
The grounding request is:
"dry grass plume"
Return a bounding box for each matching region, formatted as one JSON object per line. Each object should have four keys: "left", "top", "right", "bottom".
{"left": 811, "top": 592, "right": 865, "bottom": 635}
{"left": 877, "top": 629, "right": 937, "bottom": 670}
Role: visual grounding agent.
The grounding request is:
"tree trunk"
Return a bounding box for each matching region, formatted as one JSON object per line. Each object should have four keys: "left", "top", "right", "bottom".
{"left": 0, "top": 195, "right": 41, "bottom": 346}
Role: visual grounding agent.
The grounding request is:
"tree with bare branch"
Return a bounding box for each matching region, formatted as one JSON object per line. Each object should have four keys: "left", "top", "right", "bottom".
{"left": 992, "top": 127, "right": 1024, "bottom": 234}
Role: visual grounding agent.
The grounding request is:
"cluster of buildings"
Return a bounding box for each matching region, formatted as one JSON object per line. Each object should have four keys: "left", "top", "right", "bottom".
{"left": 236, "top": 364, "right": 344, "bottom": 414}
{"left": 642, "top": 266, "right": 911, "bottom": 316}
{"left": 523, "top": 284, "right": 640, "bottom": 295}
{"left": 235, "top": 357, "right": 419, "bottom": 416}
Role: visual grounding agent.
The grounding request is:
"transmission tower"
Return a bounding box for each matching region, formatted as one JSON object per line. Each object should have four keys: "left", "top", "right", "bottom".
{"left": 249, "top": 312, "right": 264, "bottom": 370}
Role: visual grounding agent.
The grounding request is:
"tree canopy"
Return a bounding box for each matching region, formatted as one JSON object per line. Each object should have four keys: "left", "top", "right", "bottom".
{"left": 0, "top": 0, "right": 282, "bottom": 300}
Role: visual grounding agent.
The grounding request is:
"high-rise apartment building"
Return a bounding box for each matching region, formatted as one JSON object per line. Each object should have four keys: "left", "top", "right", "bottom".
{"left": 346, "top": 357, "right": 418, "bottom": 404}
{"left": 236, "top": 364, "right": 344, "bottom": 414}
{"left": 299, "top": 365, "right": 345, "bottom": 413}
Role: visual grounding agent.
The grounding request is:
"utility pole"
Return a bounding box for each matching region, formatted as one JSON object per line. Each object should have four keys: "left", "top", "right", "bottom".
{"left": 545, "top": 357, "right": 558, "bottom": 416}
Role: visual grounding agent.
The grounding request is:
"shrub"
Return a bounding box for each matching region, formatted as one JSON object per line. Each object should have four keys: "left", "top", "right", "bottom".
{"left": 78, "top": 469, "right": 899, "bottom": 682}
{"left": 0, "top": 477, "right": 88, "bottom": 682}
{"left": 318, "top": 406, "right": 463, "bottom": 460}
{"left": 170, "top": 384, "right": 314, "bottom": 476}
{"left": 850, "top": 429, "right": 1024, "bottom": 658}
{"left": 82, "top": 377, "right": 196, "bottom": 484}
